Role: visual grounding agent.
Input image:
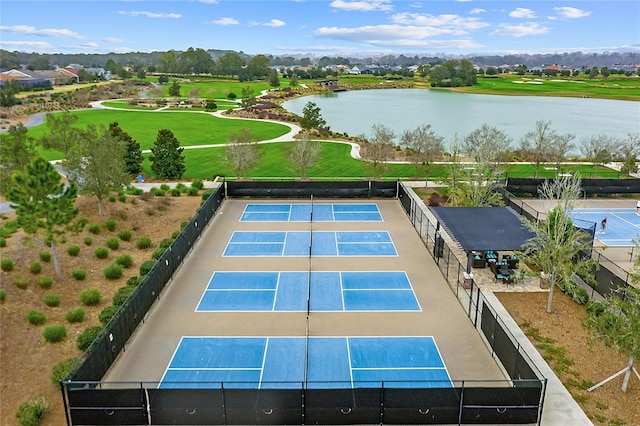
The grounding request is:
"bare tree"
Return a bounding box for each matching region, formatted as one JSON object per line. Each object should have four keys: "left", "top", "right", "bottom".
{"left": 365, "top": 124, "right": 395, "bottom": 178}
{"left": 580, "top": 134, "right": 616, "bottom": 166}
{"left": 400, "top": 124, "right": 444, "bottom": 185}
{"left": 286, "top": 132, "right": 322, "bottom": 178}
{"left": 224, "top": 129, "right": 261, "bottom": 178}
{"left": 462, "top": 124, "right": 511, "bottom": 172}
{"left": 519, "top": 120, "right": 555, "bottom": 176}
{"left": 617, "top": 133, "right": 640, "bottom": 176}
{"left": 549, "top": 132, "right": 576, "bottom": 174}
{"left": 188, "top": 87, "right": 201, "bottom": 104}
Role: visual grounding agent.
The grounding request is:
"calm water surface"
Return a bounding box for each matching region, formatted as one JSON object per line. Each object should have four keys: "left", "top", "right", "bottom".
{"left": 282, "top": 89, "right": 640, "bottom": 147}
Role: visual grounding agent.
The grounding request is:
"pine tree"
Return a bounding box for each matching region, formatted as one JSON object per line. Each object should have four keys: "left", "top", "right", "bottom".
{"left": 149, "top": 129, "right": 185, "bottom": 179}
{"left": 109, "top": 122, "right": 143, "bottom": 175}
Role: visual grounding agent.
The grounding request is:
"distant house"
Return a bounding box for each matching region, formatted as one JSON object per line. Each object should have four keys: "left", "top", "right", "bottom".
{"left": 348, "top": 66, "right": 361, "bottom": 75}
{"left": 2, "top": 68, "right": 79, "bottom": 86}
{"left": 0, "top": 70, "right": 51, "bottom": 89}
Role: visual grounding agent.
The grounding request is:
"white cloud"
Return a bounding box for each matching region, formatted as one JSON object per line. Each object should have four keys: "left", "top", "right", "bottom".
{"left": 103, "top": 37, "right": 124, "bottom": 43}
{"left": 0, "top": 40, "right": 53, "bottom": 50}
{"left": 264, "top": 19, "right": 286, "bottom": 27}
{"left": 469, "top": 8, "right": 486, "bottom": 15}
{"left": 0, "top": 25, "right": 83, "bottom": 39}
{"left": 491, "top": 22, "right": 549, "bottom": 37}
{"left": 391, "top": 12, "right": 490, "bottom": 32}
{"left": 553, "top": 6, "right": 591, "bottom": 19}
{"left": 198, "top": 0, "right": 219, "bottom": 3}
{"left": 330, "top": 0, "right": 393, "bottom": 12}
{"left": 118, "top": 11, "right": 181, "bottom": 19}
{"left": 211, "top": 17, "right": 239, "bottom": 25}
{"left": 81, "top": 42, "right": 100, "bottom": 49}
{"left": 509, "top": 8, "right": 536, "bottom": 19}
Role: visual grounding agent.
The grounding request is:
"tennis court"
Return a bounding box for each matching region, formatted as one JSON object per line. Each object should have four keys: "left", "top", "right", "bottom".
{"left": 570, "top": 208, "right": 640, "bottom": 246}
{"left": 196, "top": 271, "right": 420, "bottom": 311}
{"left": 160, "top": 336, "right": 450, "bottom": 389}
{"left": 223, "top": 231, "right": 398, "bottom": 256}
{"left": 241, "top": 203, "right": 383, "bottom": 222}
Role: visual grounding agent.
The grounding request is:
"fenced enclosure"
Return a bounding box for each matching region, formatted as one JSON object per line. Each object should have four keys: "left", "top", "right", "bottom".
{"left": 60, "top": 181, "right": 546, "bottom": 425}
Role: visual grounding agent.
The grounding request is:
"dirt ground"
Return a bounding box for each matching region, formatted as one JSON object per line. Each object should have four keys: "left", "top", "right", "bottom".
{"left": 1, "top": 193, "right": 639, "bottom": 426}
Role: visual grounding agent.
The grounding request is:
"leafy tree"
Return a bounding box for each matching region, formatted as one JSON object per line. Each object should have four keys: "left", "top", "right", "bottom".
{"left": 39, "top": 112, "right": 82, "bottom": 159}
{"left": 0, "top": 124, "right": 38, "bottom": 195}
{"left": 247, "top": 54, "right": 270, "bottom": 79}
{"left": 66, "top": 125, "right": 130, "bottom": 216}
{"left": 399, "top": 124, "right": 444, "bottom": 183}
{"left": 0, "top": 49, "right": 20, "bottom": 70}
{"left": 6, "top": 157, "right": 82, "bottom": 280}
{"left": 150, "top": 129, "right": 185, "bottom": 179}
{"left": 286, "top": 132, "right": 322, "bottom": 178}
{"left": 27, "top": 56, "right": 51, "bottom": 70}
{"left": 587, "top": 285, "right": 640, "bottom": 393}
{"left": 519, "top": 174, "right": 596, "bottom": 313}
{"left": 240, "top": 86, "right": 256, "bottom": 109}
{"left": 215, "top": 52, "right": 245, "bottom": 78}
{"left": 516, "top": 65, "right": 527, "bottom": 75}
{"left": 299, "top": 102, "right": 326, "bottom": 131}
{"left": 289, "top": 74, "right": 299, "bottom": 88}
{"left": 0, "top": 80, "right": 20, "bottom": 107}
{"left": 366, "top": 124, "right": 395, "bottom": 178}
{"left": 158, "top": 50, "right": 179, "bottom": 74}
{"left": 109, "top": 122, "right": 143, "bottom": 175}
{"left": 589, "top": 66, "right": 599, "bottom": 79}
{"left": 268, "top": 69, "right": 280, "bottom": 87}
{"left": 169, "top": 81, "right": 181, "bottom": 97}
{"left": 462, "top": 124, "right": 511, "bottom": 173}
{"left": 223, "top": 129, "right": 261, "bottom": 178}
{"left": 179, "top": 47, "right": 213, "bottom": 74}
{"left": 580, "top": 134, "right": 616, "bottom": 166}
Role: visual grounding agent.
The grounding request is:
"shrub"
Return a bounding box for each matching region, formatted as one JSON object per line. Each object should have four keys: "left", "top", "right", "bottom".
{"left": 152, "top": 247, "right": 166, "bottom": 260}
{"left": 170, "top": 188, "right": 181, "bottom": 196}
{"left": 103, "top": 263, "right": 124, "bottom": 280}
{"left": 0, "top": 237, "right": 5, "bottom": 247}
{"left": 39, "top": 251, "right": 52, "bottom": 262}
{"left": 117, "top": 230, "right": 132, "bottom": 241}
{"left": 191, "top": 179, "right": 204, "bottom": 190}
{"left": 175, "top": 182, "right": 188, "bottom": 192}
{"left": 29, "top": 261, "right": 42, "bottom": 274}
{"left": 1, "top": 258, "right": 15, "bottom": 272}
{"left": 187, "top": 187, "right": 199, "bottom": 196}
{"left": 51, "top": 358, "right": 77, "bottom": 384}
{"left": 79, "top": 289, "right": 101, "bottom": 306}
{"left": 113, "top": 286, "right": 135, "bottom": 306}
{"left": 27, "top": 310, "right": 47, "bottom": 325}
{"left": 99, "top": 305, "right": 119, "bottom": 325}
{"left": 126, "top": 276, "right": 141, "bottom": 286}
{"left": 119, "top": 194, "right": 127, "bottom": 202}
{"left": 87, "top": 224, "right": 101, "bottom": 234}
{"left": 43, "top": 294, "right": 60, "bottom": 307}
{"left": 15, "top": 395, "right": 48, "bottom": 426}
{"left": 135, "top": 236, "right": 152, "bottom": 249}
{"left": 201, "top": 189, "right": 214, "bottom": 201}
{"left": 104, "top": 218, "right": 117, "bottom": 232}
{"left": 14, "top": 277, "right": 29, "bottom": 289}
{"left": 65, "top": 308, "right": 85, "bottom": 323}
{"left": 76, "top": 326, "right": 101, "bottom": 351}
{"left": 0, "top": 289, "right": 5, "bottom": 302}
{"left": 72, "top": 269, "right": 86, "bottom": 280}
{"left": 160, "top": 183, "right": 170, "bottom": 191}
{"left": 159, "top": 238, "right": 174, "bottom": 249}
{"left": 67, "top": 245, "right": 81, "bottom": 256}
{"left": 139, "top": 260, "right": 155, "bottom": 276}
{"left": 94, "top": 247, "right": 109, "bottom": 259}
{"left": 37, "top": 276, "right": 53, "bottom": 290}
{"left": 42, "top": 324, "right": 67, "bottom": 343}
{"left": 125, "top": 185, "right": 144, "bottom": 195}
{"left": 115, "top": 254, "right": 134, "bottom": 268}
{"left": 573, "top": 287, "right": 590, "bottom": 305}
{"left": 106, "top": 237, "right": 120, "bottom": 250}
{"left": 108, "top": 195, "right": 116, "bottom": 203}
{"left": 84, "top": 236, "right": 93, "bottom": 246}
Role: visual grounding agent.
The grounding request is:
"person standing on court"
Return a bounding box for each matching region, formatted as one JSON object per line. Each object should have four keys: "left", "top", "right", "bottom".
{"left": 600, "top": 216, "right": 607, "bottom": 234}
{"left": 636, "top": 199, "right": 640, "bottom": 215}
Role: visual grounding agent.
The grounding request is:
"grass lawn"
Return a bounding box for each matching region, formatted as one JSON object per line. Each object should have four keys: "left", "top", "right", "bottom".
{"left": 159, "top": 77, "right": 272, "bottom": 99}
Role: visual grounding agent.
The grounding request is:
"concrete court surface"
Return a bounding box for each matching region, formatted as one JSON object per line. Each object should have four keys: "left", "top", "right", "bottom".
{"left": 104, "top": 198, "right": 505, "bottom": 386}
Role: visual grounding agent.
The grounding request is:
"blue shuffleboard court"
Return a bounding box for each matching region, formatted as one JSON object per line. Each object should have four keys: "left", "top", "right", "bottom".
{"left": 196, "top": 271, "right": 420, "bottom": 312}
{"left": 240, "top": 203, "right": 383, "bottom": 222}
{"left": 160, "top": 336, "right": 451, "bottom": 389}
{"left": 570, "top": 208, "right": 640, "bottom": 246}
{"left": 223, "top": 231, "right": 397, "bottom": 256}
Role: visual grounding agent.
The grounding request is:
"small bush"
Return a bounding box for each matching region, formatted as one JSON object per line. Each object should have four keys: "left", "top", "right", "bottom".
{"left": 108, "top": 195, "right": 116, "bottom": 203}
{"left": 0, "top": 237, "right": 6, "bottom": 247}
{"left": 106, "top": 237, "right": 120, "bottom": 250}
{"left": 175, "top": 182, "right": 188, "bottom": 192}
{"left": 51, "top": 357, "right": 77, "bottom": 384}
{"left": 83, "top": 236, "right": 93, "bottom": 246}
{"left": 187, "top": 187, "right": 199, "bottom": 196}
{"left": 14, "top": 277, "right": 29, "bottom": 289}
{"left": 39, "top": 251, "right": 52, "bottom": 262}
{"left": 191, "top": 179, "right": 204, "bottom": 190}
{"left": 152, "top": 247, "right": 166, "bottom": 260}
{"left": 104, "top": 218, "right": 117, "bottom": 231}
{"left": 37, "top": 276, "right": 53, "bottom": 289}
{"left": 94, "top": 247, "right": 109, "bottom": 259}
{"left": 135, "top": 236, "right": 152, "bottom": 249}
{"left": 201, "top": 189, "right": 214, "bottom": 201}
{"left": 160, "top": 183, "right": 171, "bottom": 191}
{"left": 42, "top": 324, "right": 67, "bottom": 343}
{"left": 67, "top": 244, "right": 81, "bottom": 256}
{"left": 87, "top": 224, "right": 101, "bottom": 234}
{"left": 1, "top": 258, "right": 15, "bottom": 272}
{"left": 27, "top": 310, "right": 47, "bottom": 325}
{"left": 15, "top": 395, "right": 48, "bottom": 426}
{"left": 126, "top": 276, "right": 141, "bottom": 286}
{"left": 0, "top": 289, "right": 6, "bottom": 302}
{"left": 103, "top": 263, "right": 124, "bottom": 280}
{"left": 171, "top": 230, "right": 181, "bottom": 239}
{"left": 125, "top": 185, "right": 144, "bottom": 195}
{"left": 139, "top": 260, "right": 155, "bottom": 276}
{"left": 118, "top": 194, "right": 127, "bottom": 202}
{"left": 79, "top": 289, "right": 101, "bottom": 306}
{"left": 65, "top": 308, "right": 85, "bottom": 323}
{"left": 170, "top": 188, "right": 181, "bottom": 196}
{"left": 113, "top": 286, "right": 135, "bottom": 306}
{"left": 76, "top": 326, "right": 101, "bottom": 351}
{"left": 99, "top": 305, "right": 119, "bottom": 325}
{"left": 115, "top": 254, "right": 134, "bottom": 268}
{"left": 573, "top": 287, "right": 590, "bottom": 305}
{"left": 43, "top": 294, "right": 60, "bottom": 307}
{"left": 71, "top": 269, "right": 86, "bottom": 280}
{"left": 29, "top": 261, "right": 42, "bottom": 274}
{"left": 117, "top": 230, "right": 132, "bottom": 241}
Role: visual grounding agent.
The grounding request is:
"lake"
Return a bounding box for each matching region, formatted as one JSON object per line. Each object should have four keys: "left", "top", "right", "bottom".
{"left": 282, "top": 89, "right": 640, "bottom": 149}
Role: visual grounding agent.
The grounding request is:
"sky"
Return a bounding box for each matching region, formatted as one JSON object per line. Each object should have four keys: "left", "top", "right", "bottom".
{"left": 0, "top": 0, "right": 638, "bottom": 57}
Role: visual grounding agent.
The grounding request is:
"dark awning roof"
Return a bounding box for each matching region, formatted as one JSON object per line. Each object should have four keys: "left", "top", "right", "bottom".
{"left": 429, "top": 207, "right": 535, "bottom": 253}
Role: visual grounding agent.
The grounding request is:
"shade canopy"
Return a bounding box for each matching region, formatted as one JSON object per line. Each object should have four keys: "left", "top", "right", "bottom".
{"left": 429, "top": 207, "right": 536, "bottom": 253}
